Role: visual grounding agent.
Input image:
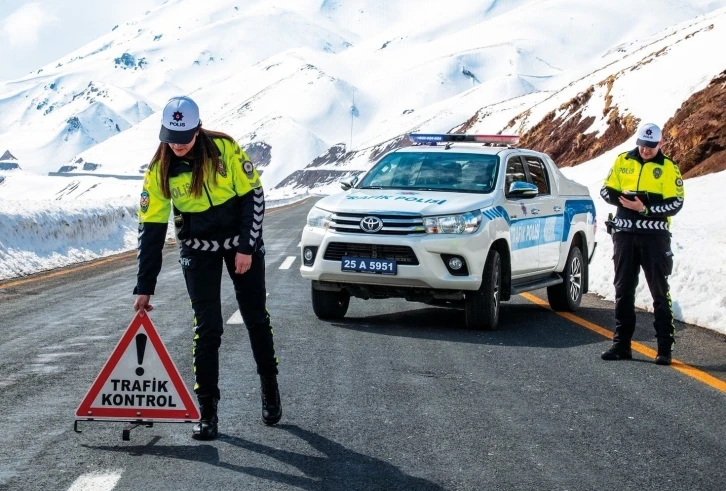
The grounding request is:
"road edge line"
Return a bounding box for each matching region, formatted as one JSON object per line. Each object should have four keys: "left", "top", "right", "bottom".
{"left": 520, "top": 292, "right": 726, "bottom": 395}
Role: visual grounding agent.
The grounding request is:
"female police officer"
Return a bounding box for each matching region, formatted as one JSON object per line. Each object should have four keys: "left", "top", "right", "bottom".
{"left": 133, "top": 96, "right": 281, "bottom": 440}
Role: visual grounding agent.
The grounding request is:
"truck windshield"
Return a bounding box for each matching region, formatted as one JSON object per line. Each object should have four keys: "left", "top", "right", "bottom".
{"left": 357, "top": 152, "right": 499, "bottom": 194}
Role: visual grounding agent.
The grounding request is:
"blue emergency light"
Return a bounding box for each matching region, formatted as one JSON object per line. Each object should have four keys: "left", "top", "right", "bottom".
{"left": 408, "top": 133, "right": 519, "bottom": 146}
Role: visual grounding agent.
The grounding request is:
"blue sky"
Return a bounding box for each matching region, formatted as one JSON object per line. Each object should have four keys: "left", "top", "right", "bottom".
{"left": 0, "top": 0, "right": 165, "bottom": 82}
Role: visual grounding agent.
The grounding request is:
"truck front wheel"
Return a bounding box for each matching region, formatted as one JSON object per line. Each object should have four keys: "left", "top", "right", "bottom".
{"left": 311, "top": 285, "right": 350, "bottom": 320}
{"left": 464, "top": 248, "right": 501, "bottom": 330}
{"left": 547, "top": 245, "right": 584, "bottom": 311}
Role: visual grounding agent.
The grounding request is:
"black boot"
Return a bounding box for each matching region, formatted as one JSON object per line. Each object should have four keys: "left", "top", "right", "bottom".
{"left": 601, "top": 343, "right": 633, "bottom": 361}
{"left": 655, "top": 354, "right": 672, "bottom": 365}
{"left": 260, "top": 375, "right": 282, "bottom": 425}
{"left": 192, "top": 398, "right": 218, "bottom": 440}
{"left": 655, "top": 342, "right": 673, "bottom": 366}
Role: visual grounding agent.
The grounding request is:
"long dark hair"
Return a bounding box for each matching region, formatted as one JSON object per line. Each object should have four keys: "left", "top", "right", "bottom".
{"left": 149, "top": 125, "right": 235, "bottom": 199}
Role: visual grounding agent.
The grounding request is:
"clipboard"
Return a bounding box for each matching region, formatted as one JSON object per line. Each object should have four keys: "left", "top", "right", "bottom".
{"left": 604, "top": 188, "right": 663, "bottom": 206}
{"left": 621, "top": 191, "right": 651, "bottom": 205}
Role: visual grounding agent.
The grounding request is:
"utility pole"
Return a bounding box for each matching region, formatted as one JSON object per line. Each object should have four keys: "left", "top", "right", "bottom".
{"left": 350, "top": 89, "right": 355, "bottom": 151}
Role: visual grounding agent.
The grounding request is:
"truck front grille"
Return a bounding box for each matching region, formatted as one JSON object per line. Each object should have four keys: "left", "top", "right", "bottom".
{"left": 330, "top": 212, "right": 425, "bottom": 235}
{"left": 323, "top": 242, "right": 419, "bottom": 265}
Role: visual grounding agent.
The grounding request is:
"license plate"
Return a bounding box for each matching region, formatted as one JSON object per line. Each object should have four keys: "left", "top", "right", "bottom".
{"left": 341, "top": 257, "right": 397, "bottom": 275}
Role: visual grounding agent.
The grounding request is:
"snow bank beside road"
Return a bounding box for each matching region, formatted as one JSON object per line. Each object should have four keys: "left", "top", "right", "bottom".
{"left": 562, "top": 151, "right": 726, "bottom": 336}
{"left": 0, "top": 192, "right": 309, "bottom": 281}
{"left": 0, "top": 200, "right": 140, "bottom": 280}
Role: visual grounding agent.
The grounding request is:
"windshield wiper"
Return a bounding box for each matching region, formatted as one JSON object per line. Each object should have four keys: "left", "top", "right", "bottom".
{"left": 358, "top": 186, "right": 383, "bottom": 189}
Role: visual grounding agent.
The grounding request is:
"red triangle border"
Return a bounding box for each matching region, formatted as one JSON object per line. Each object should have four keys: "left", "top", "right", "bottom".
{"left": 75, "top": 312, "right": 199, "bottom": 422}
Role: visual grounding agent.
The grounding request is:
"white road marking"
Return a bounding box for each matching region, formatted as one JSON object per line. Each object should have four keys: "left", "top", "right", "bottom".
{"left": 35, "top": 352, "right": 82, "bottom": 363}
{"left": 297, "top": 241, "right": 301, "bottom": 247}
{"left": 67, "top": 471, "right": 122, "bottom": 491}
{"left": 227, "top": 310, "right": 243, "bottom": 325}
{"left": 0, "top": 378, "right": 17, "bottom": 389}
{"left": 279, "top": 256, "right": 296, "bottom": 270}
{"left": 227, "top": 293, "right": 269, "bottom": 325}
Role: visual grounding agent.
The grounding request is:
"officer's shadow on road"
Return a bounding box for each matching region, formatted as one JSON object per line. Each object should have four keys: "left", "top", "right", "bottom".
{"left": 83, "top": 424, "right": 444, "bottom": 490}
{"left": 328, "top": 303, "right": 609, "bottom": 349}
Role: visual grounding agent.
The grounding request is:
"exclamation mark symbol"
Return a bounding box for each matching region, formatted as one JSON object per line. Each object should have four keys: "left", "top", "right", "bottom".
{"left": 135, "top": 333, "right": 147, "bottom": 376}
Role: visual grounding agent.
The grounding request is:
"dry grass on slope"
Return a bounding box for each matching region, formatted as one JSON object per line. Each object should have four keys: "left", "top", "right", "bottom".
{"left": 494, "top": 25, "right": 721, "bottom": 174}
{"left": 505, "top": 81, "right": 639, "bottom": 168}
{"left": 662, "top": 69, "right": 726, "bottom": 178}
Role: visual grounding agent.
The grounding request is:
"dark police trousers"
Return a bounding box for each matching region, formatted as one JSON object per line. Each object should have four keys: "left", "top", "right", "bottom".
{"left": 180, "top": 246, "right": 278, "bottom": 401}
{"left": 612, "top": 232, "right": 675, "bottom": 352}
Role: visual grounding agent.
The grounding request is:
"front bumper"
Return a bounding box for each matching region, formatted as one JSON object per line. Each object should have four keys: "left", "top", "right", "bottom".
{"left": 299, "top": 226, "right": 493, "bottom": 291}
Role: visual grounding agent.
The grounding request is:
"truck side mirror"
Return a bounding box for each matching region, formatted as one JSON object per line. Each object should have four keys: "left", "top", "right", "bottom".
{"left": 340, "top": 175, "right": 359, "bottom": 191}
{"left": 508, "top": 181, "right": 538, "bottom": 198}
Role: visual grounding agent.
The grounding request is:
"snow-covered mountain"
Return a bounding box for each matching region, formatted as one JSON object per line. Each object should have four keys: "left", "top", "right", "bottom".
{"left": 1, "top": 0, "right": 725, "bottom": 197}
{"left": 1, "top": 0, "right": 726, "bottom": 333}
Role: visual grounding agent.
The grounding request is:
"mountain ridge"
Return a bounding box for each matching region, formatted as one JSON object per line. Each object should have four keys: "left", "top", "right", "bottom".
{"left": 1, "top": 0, "right": 725, "bottom": 201}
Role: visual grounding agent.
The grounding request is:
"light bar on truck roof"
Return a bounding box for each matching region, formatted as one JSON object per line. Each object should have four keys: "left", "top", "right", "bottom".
{"left": 408, "top": 133, "right": 520, "bottom": 146}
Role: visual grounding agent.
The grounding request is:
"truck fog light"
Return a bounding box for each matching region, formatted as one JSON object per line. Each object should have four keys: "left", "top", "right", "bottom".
{"left": 448, "top": 257, "right": 463, "bottom": 270}
{"left": 302, "top": 246, "right": 318, "bottom": 266}
{"left": 441, "top": 254, "right": 469, "bottom": 276}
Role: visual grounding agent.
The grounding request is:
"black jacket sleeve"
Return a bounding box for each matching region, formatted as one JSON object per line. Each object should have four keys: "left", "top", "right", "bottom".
{"left": 134, "top": 222, "right": 168, "bottom": 295}
{"left": 646, "top": 196, "right": 684, "bottom": 217}
{"left": 236, "top": 187, "right": 265, "bottom": 255}
{"left": 600, "top": 186, "right": 624, "bottom": 206}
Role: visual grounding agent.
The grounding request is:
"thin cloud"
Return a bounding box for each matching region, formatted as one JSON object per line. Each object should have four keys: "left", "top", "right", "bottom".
{"left": 1, "top": 2, "right": 57, "bottom": 47}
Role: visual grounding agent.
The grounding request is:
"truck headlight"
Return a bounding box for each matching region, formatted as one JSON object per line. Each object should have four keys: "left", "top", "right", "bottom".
{"left": 423, "top": 210, "right": 482, "bottom": 234}
{"left": 306, "top": 207, "right": 333, "bottom": 229}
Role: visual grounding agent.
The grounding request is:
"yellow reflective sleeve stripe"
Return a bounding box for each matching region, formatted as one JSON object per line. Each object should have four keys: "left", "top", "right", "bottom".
{"left": 139, "top": 164, "right": 171, "bottom": 223}
{"left": 662, "top": 160, "right": 685, "bottom": 200}
{"left": 604, "top": 154, "right": 623, "bottom": 191}
{"left": 229, "top": 140, "right": 263, "bottom": 196}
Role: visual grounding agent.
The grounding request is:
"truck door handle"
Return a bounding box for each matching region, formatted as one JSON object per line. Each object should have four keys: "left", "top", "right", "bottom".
{"left": 553, "top": 206, "right": 562, "bottom": 212}
{"left": 531, "top": 208, "right": 540, "bottom": 215}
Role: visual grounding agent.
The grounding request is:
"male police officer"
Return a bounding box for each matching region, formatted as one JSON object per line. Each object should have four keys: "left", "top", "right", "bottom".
{"left": 599, "top": 123, "right": 685, "bottom": 365}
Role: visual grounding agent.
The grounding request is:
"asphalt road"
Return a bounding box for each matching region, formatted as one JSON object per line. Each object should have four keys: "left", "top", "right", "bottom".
{"left": 0, "top": 198, "right": 725, "bottom": 491}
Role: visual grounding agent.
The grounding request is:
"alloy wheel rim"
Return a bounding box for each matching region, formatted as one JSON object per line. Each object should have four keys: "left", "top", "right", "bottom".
{"left": 569, "top": 256, "right": 582, "bottom": 301}
{"left": 493, "top": 255, "right": 501, "bottom": 312}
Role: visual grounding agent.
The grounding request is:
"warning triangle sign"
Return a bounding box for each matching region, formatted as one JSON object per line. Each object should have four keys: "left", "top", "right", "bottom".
{"left": 76, "top": 312, "right": 200, "bottom": 422}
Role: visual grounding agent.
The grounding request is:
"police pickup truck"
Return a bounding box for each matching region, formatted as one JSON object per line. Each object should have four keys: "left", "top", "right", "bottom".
{"left": 299, "top": 134, "right": 597, "bottom": 330}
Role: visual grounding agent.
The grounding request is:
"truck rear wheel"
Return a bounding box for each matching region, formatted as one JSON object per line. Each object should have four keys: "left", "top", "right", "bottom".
{"left": 311, "top": 284, "right": 350, "bottom": 319}
{"left": 465, "top": 249, "right": 501, "bottom": 330}
{"left": 547, "top": 245, "right": 584, "bottom": 311}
